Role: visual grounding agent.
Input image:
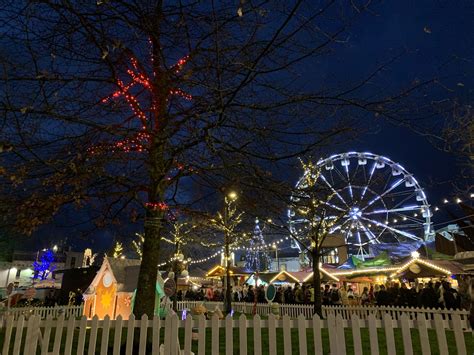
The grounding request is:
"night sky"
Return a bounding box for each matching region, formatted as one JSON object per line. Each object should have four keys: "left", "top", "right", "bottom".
{"left": 28, "top": 1, "right": 473, "bottom": 254}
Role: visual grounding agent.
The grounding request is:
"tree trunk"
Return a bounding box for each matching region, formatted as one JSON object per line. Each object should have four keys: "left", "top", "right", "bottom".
{"left": 312, "top": 251, "right": 323, "bottom": 318}
{"left": 134, "top": 141, "right": 167, "bottom": 318}
{"left": 224, "top": 234, "right": 232, "bottom": 314}
{"left": 133, "top": 207, "right": 164, "bottom": 318}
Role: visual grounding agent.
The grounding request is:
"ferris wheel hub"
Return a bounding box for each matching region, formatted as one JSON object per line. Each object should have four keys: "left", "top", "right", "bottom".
{"left": 349, "top": 207, "right": 362, "bottom": 220}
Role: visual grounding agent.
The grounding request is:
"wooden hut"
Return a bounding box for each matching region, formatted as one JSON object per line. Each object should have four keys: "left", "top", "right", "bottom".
{"left": 83, "top": 257, "right": 164, "bottom": 320}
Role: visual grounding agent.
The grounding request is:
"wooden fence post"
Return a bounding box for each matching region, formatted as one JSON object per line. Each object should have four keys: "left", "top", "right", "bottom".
{"left": 239, "top": 313, "right": 248, "bottom": 355}
{"left": 113, "top": 315, "right": 124, "bottom": 355}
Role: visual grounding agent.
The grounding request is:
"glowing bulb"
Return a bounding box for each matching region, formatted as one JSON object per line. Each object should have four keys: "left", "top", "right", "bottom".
{"left": 434, "top": 207, "right": 439, "bottom": 211}
{"left": 456, "top": 198, "right": 462, "bottom": 203}
{"left": 411, "top": 251, "right": 420, "bottom": 258}
{"left": 443, "top": 199, "right": 449, "bottom": 204}
{"left": 227, "top": 191, "right": 238, "bottom": 200}
{"left": 403, "top": 217, "right": 407, "bottom": 221}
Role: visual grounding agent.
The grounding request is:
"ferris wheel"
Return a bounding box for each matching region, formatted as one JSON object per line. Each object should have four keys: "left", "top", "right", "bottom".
{"left": 288, "top": 152, "right": 433, "bottom": 258}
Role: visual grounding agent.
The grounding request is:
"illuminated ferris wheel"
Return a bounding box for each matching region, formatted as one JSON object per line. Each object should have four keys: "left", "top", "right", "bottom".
{"left": 288, "top": 152, "right": 434, "bottom": 258}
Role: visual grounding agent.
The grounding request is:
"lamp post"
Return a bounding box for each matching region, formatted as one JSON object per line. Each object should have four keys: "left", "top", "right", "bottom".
{"left": 223, "top": 191, "right": 237, "bottom": 315}
{"left": 273, "top": 244, "right": 279, "bottom": 271}
{"left": 171, "top": 250, "right": 186, "bottom": 312}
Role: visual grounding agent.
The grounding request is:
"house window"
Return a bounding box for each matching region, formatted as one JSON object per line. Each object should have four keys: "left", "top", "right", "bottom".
{"left": 321, "top": 248, "right": 339, "bottom": 264}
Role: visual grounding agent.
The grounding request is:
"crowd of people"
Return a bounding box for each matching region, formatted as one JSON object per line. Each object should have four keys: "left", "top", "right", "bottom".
{"left": 178, "top": 280, "right": 466, "bottom": 310}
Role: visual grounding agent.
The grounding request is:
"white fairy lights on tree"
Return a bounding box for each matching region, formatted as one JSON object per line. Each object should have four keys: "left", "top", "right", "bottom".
{"left": 245, "top": 218, "right": 271, "bottom": 272}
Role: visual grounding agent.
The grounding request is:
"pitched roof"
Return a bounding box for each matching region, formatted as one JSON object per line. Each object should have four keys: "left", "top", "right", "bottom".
{"left": 86, "top": 257, "right": 163, "bottom": 294}
{"left": 107, "top": 257, "right": 141, "bottom": 285}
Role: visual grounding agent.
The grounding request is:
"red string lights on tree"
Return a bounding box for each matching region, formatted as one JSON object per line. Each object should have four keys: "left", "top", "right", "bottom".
{"left": 145, "top": 202, "right": 169, "bottom": 211}
{"left": 89, "top": 50, "right": 192, "bottom": 155}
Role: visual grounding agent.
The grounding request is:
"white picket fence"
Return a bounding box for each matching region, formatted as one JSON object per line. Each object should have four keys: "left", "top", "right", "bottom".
{"left": 177, "top": 301, "right": 472, "bottom": 328}
{"left": 1, "top": 312, "right": 472, "bottom": 355}
{"left": 1, "top": 302, "right": 470, "bottom": 329}
{"left": 0, "top": 305, "right": 83, "bottom": 321}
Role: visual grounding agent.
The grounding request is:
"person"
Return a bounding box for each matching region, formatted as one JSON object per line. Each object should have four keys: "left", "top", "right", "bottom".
{"left": 284, "top": 286, "right": 294, "bottom": 304}
{"left": 322, "top": 285, "right": 331, "bottom": 306}
{"left": 442, "top": 281, "right": 460, "bottom": 310}
{"left": 368, "top": 285, "right": 375, "bottom": 305}
{"left": 304, "top": 285, "right": 311, "bottom": 304}
{"left": 398, "top": 283, "right": 409, "bottom": 307}
{"left": 295, "top": 284, "right": 304, "bottom": 304}
{"left": 420, "top": 282, "right": 437, "bottom": 309}
{"left": 347, "top": 286, "right": 355, "bottom": 304}
{"left": 309, "top": 285, "right": 315, "bottom": 304}
{"left": 257, "top": 285, "right": 265, "bottom": 303}
{"left": 376, "top": 285, "right": 388, "bottom": 306}
{"left": 330, "top": 284, "right": 342, "bottom": 306}
{"left": 246, "top": 285, "right": 255, "bottom": 303}
{"left": 360, "top": 287, "right": 369, "bottom": 306}
{"left": 340, "top": 284, "right": 349, "bottom": 306}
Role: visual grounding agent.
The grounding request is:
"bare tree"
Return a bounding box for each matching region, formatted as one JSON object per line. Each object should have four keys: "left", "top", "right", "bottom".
{"left": 289, "top": 161, "right": 349, "bottom": 317}
{"left": 206, "top": 191, "right": 244, "bottom": 314}
{"left": 0, "top": 1, "right": 440, "bottom": 317}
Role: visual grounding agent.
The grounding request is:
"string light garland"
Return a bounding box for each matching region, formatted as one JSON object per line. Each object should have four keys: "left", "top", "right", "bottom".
{"left": 157, "top": 249, "right": 222, "bottom": 268}
{"left": 389, "top": 256, "right": 452, "bottom": 278}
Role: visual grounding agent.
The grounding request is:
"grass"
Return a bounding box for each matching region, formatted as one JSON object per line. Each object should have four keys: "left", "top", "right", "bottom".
{"left": 0, "top": 323, "right": 472, "bottom": 354}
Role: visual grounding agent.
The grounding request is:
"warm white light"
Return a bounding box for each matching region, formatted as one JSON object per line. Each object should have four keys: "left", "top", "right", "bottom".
{"left": 227, "top": 191, "right": 237, "bottom": 200}
{"left": 443, "top": 199, "right": 449, "bottom": 204}
{"left": 411, "top": 251, "right": 420, "bottom": 259}
{"left": 52, "top": 245, "right": 58, "bottom": 252}
{"left": 434, "top": 207, "right": 439, "bottom": 211}
{"left": 456, "top": 198, "right": 462, "bottom": 203}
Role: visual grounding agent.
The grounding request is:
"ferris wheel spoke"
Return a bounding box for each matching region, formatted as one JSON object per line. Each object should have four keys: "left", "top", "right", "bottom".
{"left": 360, "top": 216, "right": 421, "bottom": 241}
{"left": 319, "top": 173, "right": 350, "bottom": 208}
{"left": 357, "top": 220, "right": 381, "bottom": 244}
{"left": 360, "top": 162, "right": 377, "bottom": 202}
{"left": 364, "top": 205, "right": 421, "bottom": 215}
{"left": 344, "top": 164, "right": 354, "bottom": 203}
{"left": 324, "top": 201, "right": 346, "bottom": 212}
{"left": 361, "top": 178, "right": 405, "bottom": 212}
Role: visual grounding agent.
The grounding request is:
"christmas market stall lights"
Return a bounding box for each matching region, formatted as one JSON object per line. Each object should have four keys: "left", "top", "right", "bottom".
{"left": 302, "top": 268, "right": 339, "bottom": 283}
{"left": 389, "top": 253, "right": 465, "bottom": 279}
{"left": 269, "top": 270, "right": 302, "bottom": 284}
{"left": 205, "top": 265, "right": 250, "bottom": 278}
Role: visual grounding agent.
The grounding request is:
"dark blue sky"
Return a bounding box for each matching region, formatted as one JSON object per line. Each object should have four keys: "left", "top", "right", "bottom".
{"left": 30, "top": 1, "right": 473, "bottom": 253}
{"left": 332, "top": 0, "right": 472, "bottom": 200}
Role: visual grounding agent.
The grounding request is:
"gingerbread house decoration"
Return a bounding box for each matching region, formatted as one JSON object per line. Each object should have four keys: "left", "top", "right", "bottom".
{"left": 83, "top": 257, "right": 164, "bottom": 320}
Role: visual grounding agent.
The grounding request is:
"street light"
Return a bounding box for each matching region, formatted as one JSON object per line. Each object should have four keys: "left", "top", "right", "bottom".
{"left": 227, "top": 191, "right": 238, "bottom": 201}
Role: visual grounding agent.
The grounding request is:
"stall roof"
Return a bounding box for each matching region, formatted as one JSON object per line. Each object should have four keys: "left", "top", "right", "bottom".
{"left": 390, "top": 257, "right": 465, "bottom": 279}
{"left": 205, "top": 265, "right": 250, "bottom": 278}
{"left": 301, "top": 268, "right": 339, "bottom": 283}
